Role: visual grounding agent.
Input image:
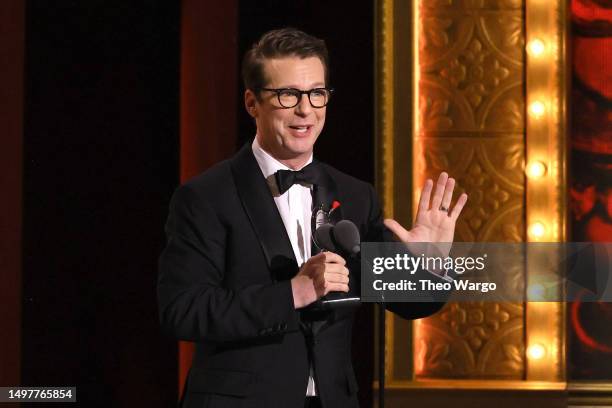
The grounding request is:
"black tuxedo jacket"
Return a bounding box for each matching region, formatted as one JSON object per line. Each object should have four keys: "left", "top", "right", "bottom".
{"left": 158, "top": 144, "right": 445, "bottom": 408}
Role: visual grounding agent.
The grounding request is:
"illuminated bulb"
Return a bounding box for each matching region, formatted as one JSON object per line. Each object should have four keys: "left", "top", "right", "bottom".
{"left": 529, "top": 101, "right": 546, "bottom": 118}
{"left": 528, "top": 38, "right": 546, "bottom": 56}
{"left": 529, "top": 222, "right": 546, "bottom": 239}
{"left": 527, "top": 161, "right": 547, "bottom": 178}
{"left": 527, "top": 343, "right": 546, "bottom": 360}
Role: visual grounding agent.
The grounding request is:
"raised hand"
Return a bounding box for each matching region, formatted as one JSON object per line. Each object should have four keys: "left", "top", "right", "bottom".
{"left": 384, "top": 172, "right": 467, "bottom": 248}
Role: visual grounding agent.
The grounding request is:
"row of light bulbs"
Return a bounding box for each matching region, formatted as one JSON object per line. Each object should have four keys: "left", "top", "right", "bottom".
{"left": 527, "top": 37, "right": 549, "bottom": 241}
{"left": 525, "top": 30, "right": 550, "bottom": 370}
{"left": 527, "top": 38, "right": 548, "bottom": 121}
{"left": 525, "top": 5, "right": 560, "bottom": 379}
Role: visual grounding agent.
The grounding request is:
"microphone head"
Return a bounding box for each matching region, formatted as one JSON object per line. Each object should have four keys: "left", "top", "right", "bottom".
{"left": 333, "top": 220, "right": 361, "bottom": 255}
{"left": 314, "top": 223, "right": 337, "bottom": 252}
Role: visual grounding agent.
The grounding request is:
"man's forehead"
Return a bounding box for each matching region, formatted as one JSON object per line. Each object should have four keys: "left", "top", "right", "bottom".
{"left": 262, "top": 56, "right": 325, "bottom": 87}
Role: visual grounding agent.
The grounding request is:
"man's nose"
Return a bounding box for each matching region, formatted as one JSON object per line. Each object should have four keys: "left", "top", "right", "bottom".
{"left": 294, "top": 93, "right": 312, "bottom": 116}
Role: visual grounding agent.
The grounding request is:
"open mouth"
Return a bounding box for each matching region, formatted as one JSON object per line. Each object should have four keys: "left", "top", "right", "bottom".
{"left": 288, "top": 125, "right": 312, "bottom": 133}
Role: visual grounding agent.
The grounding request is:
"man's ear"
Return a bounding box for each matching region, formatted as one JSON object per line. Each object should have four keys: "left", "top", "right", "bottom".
{"left": 244, "top": 89, "right": 258, "bottom": 118}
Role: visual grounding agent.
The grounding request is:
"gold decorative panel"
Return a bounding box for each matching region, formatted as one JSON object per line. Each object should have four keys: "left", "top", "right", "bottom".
{"left": 414, "top": 136, "right": 524, "bottom": 242}
{"left": 415, "top": 302, "right": 525, "bottom": 378}
{"left": 414, "top": 0, "right": 526, "bottom": 380}
{"left": 375, "top": 0, "right": 568, "bottom": 402}
{"left": 417, "top": 0, "right": 524, "bottom": 134}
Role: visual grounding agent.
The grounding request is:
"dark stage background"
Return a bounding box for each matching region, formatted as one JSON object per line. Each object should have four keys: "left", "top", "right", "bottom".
{"left": 21, "top": 1, "right": 180, "bottom": 406}
{"left": 6, "top": 1, "right": 377, "bottom": 406}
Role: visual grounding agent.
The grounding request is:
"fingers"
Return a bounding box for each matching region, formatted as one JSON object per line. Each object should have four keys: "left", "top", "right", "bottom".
{"left": 313, "top": 263, "right": 350, "bottom": 295}
{"left": 319, "top": 279, "right": 349, "bottom": 295}
{"left": 440, "top": 177, "right": 455, "bottom": 211}
{"left": 421, "top": 172, "right": 462, "bottom": 216}
{"left": 316, "top": 269, "right": 350, "bottom": 286}
{"left": 302, "top": 252, "right": 350, "bottom": 296}
{"left": 449, "top": 192, "right": 468, "bottom": 220}
{"left": 418, "top": 179, "right": 433, "bottom": 212}
{"left": 430, "top": 172, "right": 449, "bottom": 210}
{"left": 308, "top": 251, "right": 346, "bottom": 266}
{"left": 384, "top": 218, "right": 410, "bottom": 242}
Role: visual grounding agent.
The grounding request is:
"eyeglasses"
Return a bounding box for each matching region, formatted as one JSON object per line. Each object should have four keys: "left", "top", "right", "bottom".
{"left": 259, "top": 87, "right": 334, "bottom": 108}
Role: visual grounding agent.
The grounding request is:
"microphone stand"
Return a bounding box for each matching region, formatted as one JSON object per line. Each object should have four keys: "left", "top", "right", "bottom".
{"left": 312, "top": 217, "right": 386, "bottom": 406}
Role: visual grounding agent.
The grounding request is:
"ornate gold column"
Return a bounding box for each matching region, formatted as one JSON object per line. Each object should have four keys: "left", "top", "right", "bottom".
{"left": 414, "top": 0, "right": 526, "bottom": 381}
{"left": 375, "top": 0, "right": 568, "bottom": 403}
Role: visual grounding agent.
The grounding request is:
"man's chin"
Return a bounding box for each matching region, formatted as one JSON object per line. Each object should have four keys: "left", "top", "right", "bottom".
{"left": 287, "top": 146, "right": 314, "bottom": 158}
{"left": 283, "top": 140, "right": 315, "bottom": 156}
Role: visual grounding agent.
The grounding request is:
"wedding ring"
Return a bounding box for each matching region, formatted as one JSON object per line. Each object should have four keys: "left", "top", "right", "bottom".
{"left": 439, "top": 206, "right": 448, "bottom": 212}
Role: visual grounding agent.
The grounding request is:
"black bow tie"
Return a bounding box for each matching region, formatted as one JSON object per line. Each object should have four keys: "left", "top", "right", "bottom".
{"left": 274, "top": 162, "right": 324, "bottom": 195}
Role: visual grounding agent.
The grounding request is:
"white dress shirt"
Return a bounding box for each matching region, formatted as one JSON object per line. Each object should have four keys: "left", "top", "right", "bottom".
{"left": 251, "top": 137, "right": 318, "bottom": 396}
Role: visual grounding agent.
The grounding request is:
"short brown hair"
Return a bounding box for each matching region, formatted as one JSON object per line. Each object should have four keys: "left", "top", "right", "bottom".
{"left": 242, "top": 28, "right": 329, "bottom": 92}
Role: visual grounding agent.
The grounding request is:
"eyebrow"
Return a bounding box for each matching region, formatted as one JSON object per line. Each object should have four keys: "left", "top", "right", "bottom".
{"left": 278, "top": 83, "right": 326, "bottom": 89}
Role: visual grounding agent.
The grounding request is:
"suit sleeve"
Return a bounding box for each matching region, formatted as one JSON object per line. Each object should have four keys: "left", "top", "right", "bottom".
{"left": 363, "top": 184, "right": 450, "bottom": 320}
{"left": 157, "top": 184, "right": 300, "bottom": 343}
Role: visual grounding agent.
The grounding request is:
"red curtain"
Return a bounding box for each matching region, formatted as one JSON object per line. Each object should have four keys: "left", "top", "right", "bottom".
{"left": 178, "top": 0, "right": 238, "bottom": 396}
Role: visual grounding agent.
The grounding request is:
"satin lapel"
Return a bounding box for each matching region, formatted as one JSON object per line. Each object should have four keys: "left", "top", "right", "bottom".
{"left": 230, "top": 144, "right": 298, "bottom": 281}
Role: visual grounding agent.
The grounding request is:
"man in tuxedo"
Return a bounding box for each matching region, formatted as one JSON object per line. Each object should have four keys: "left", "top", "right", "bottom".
{"left": 158, "top": 28, "right": 467, "bottom": 408}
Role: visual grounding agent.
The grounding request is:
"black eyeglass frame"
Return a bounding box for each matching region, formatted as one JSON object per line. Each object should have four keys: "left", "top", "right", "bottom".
{"left": 258, "top": 87, "right": 335, "bottom": 108}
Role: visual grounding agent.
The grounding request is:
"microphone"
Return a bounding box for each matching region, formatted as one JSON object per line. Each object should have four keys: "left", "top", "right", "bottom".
{"left": 313, "top": 220, "right": 361, "bottom": 256}
{"left": 312, "top": 220, "right": 361, "bottom": 309}
{"left": 333, "top": 220, "right": 360, "bottom": 256}
{"left": 313, "top": 223, "right": 336, "bottom": 253}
